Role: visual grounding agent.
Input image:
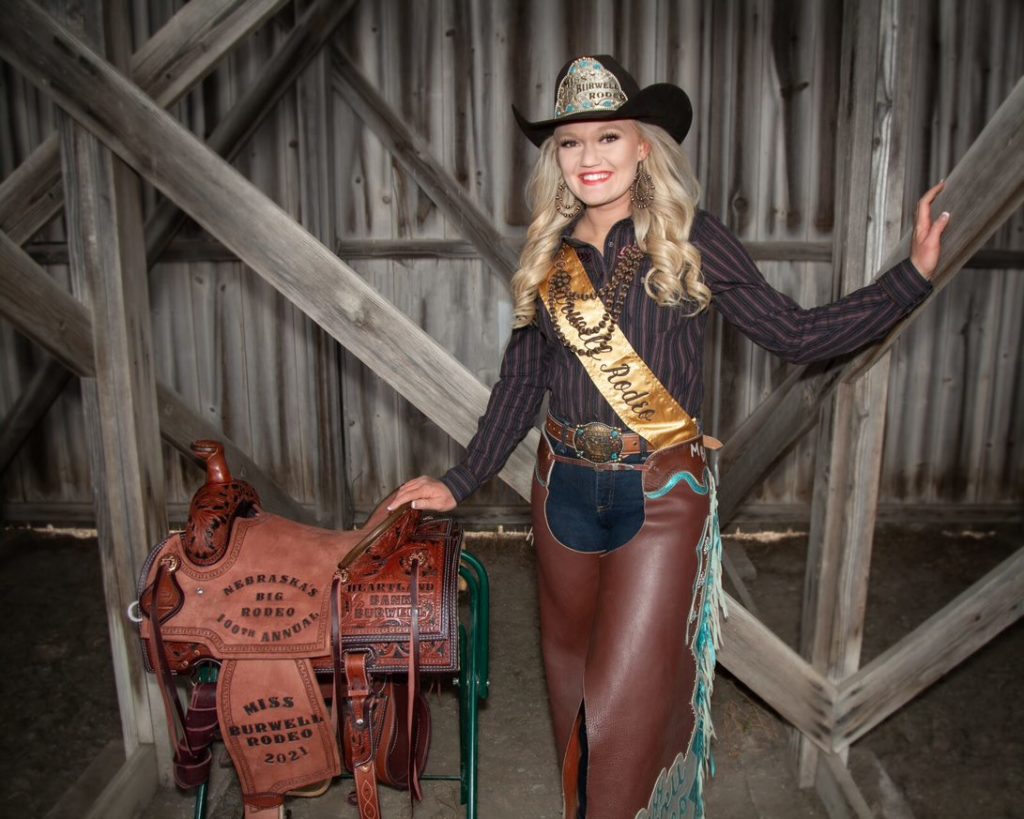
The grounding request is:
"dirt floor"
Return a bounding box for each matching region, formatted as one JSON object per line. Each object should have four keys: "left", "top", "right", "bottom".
{"left": 0, "top": 519, "right": 1020, "bottom": 818}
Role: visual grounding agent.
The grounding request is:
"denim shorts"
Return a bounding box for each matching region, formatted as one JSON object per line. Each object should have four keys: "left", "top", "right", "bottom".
{"left": 538, "top": 432, "right": 650, "bottom": 554}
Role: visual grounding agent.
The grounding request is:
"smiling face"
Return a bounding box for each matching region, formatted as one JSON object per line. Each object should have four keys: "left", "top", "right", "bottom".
{"left": 554, "top": 119, "right": 649, "bottom": 219}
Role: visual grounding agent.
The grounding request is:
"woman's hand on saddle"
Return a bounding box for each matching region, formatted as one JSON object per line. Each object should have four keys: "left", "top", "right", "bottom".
{"left": 388, "top": 476, "right": 457, "bottom": 512}
{"left": 910, "top": 180, "right": 951, "bottom": 280}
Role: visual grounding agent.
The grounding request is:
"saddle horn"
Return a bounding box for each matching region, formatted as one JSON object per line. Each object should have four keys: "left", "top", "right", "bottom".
{"left": 184, "top": 439, "right": 261, "bottom": 565}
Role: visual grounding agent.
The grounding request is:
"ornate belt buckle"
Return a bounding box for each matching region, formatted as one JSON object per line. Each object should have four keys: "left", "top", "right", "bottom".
{"left": 574, "top": 422, "right": 622, "bottom": 463}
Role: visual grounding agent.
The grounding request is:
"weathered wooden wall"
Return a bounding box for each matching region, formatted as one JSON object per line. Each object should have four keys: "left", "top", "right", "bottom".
{"left": 1, "top": 0, "right": 1021, "bottom": 524}
{"left": 883, "top": 0, "right": 1024, "bottom": 507}
{"left": 1, "top": 0, "right": 347, "bottom": 523}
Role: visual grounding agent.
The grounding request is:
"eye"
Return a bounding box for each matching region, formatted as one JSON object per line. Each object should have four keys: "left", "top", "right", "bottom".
{"left": 558, "top": 137, "right": 579, "bottom": 149}
{"left": 599, "top": 132, "right": 621, "bottom": 143}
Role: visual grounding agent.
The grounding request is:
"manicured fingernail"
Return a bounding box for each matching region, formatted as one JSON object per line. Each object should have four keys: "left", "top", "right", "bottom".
{"left": 941, "top": 211, "right": 950, "bottom": 219}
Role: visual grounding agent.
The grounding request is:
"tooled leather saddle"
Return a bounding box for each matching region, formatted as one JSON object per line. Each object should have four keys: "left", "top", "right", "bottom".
{"left": 133, "top": 440, "right": 462, "bottom": 818}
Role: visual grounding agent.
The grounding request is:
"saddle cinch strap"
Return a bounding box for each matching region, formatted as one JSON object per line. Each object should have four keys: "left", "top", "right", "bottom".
{"left": 331, "top": 559, "right": 431, "bottom": 819}
{"left": 136, "top": 440, "right": 460, "bottom": 818}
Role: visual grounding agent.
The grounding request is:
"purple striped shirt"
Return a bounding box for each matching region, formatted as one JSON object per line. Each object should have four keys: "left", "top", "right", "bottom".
{"left": 441, "top": 210, "right": 931, "bottom": 502}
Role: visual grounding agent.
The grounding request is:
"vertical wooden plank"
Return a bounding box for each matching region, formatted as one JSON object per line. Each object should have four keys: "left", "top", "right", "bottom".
{"left": 214, "top": 261, "right": 255, "bottom": 463}
{"left": 335, "top": 2, "right": 385, "bottom": 516}
{"left": 384, "top": 0, "right": 432, "bottom": 502}
{"left": 0, "top": 37, "right": 85, "bottom": 512}
{"left": 441, "top": 0, "right": 472, "bottom": 508}
{"left": 297, "top": 42, "right": 346, "bottom": 525}
{"left": 272, "top": 53, "right": 312, "bottom": 503}
{"left": 0, "top": 64, "right": 15, "bottom": 177}
{"left": 149, "top": 257, "right": 193, "bottom": 514}
{"left": 55, "top": 0, "right": 164, "bottom": 774}
{"left": 798, "top": 0, "right": 918, "bottom": 795}
{"left": 766, "top": 0, "right": 826, "bottom": 506}
{"left": 982, "top": 271, "right": 1023, "bottom": 499}
{"left": 334, "top": 3, "right": 426, "bottom": 512}
{"left": 814, "top": 752, "right": 875, "bottom": 819}
{"left": 433, "top": 0, "right": 519, "bottom": 516}
{"left": 799, "top": 0, "right": 885, "bottom": 781}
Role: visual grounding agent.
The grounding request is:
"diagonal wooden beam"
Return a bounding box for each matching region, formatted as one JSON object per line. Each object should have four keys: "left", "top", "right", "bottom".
{"left": 718, "top": 591, "right": 836, "bottom": 752}
{"left": 0, "top": 356, "right": 71, "bottom": 476}
{"left": 717, "top": 75, "right": 1024, "bottom": 524}
{"left": 833, "top": 546, "right": 1024, "bottom": 750}
{"left": 0, "top": 0, "right": 539, "bottom": 505}
{"left": 0, "top": 0, "right": 286, "bottom": 246}
{"left": 717, "top": 364, "right": 820, "bottom": 522}
{"left": 330, "top": 47, "right": 520, "bottom": 282}
{"left": 0, "top": 137, "right": 63, "bottom": 246}
{"left": 0, "top": 231, "right": 93, "bottom": 376}
{"left": 145, "top": 0, "right": 356, "bottom": 264}
{"left": 129, "top": 0, "right": 284, "bottom": 106}
{"left": 0, "top": 228, "right": 306, "bottom": 520}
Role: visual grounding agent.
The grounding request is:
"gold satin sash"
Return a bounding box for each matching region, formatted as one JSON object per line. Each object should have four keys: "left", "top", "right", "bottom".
{"left": 540, "top": 245, "right": 700, "bottom": 449}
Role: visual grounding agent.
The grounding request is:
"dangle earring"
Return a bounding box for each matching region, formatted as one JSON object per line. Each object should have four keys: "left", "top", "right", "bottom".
{"left": 555, "top": 179, "right": 582, "bottom": 218}
{"left": 630, "top": 161, "right": 655, "bottom": 208}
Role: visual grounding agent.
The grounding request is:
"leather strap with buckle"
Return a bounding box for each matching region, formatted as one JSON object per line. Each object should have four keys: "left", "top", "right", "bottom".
{"left": 545, "top": 416, "right": 646, "bottom": 463}
{"left": 545, "top": 415, "right": 724, "bottom": 463}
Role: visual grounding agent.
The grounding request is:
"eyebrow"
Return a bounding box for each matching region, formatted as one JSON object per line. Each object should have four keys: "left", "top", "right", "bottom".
{"left": 556, "top": 125, "right": 625, "bottom": 139}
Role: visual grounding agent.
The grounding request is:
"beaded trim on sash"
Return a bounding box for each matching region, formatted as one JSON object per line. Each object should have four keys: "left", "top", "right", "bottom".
{"left": 635, "top": 470, "right": 726, "bottom": 818}
{"left": 540, "top": 244, "right": 700, "bottom": 448}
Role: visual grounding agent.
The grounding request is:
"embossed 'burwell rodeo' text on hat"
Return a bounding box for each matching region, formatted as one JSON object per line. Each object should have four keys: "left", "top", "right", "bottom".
{"left": 512, "top": 55, "right": 693, "bottom": 147}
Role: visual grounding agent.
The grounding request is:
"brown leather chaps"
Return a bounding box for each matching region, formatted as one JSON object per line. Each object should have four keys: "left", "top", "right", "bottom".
{"left": 532, "top": 434, "right": 716, "bottom": 819}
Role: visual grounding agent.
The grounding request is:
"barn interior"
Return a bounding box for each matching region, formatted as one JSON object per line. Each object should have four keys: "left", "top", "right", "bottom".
{"left": 0, "top": 1, "right": 1021, "bottom": 817}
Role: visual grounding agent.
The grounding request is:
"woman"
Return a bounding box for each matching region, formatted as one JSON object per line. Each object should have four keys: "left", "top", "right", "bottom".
{"left": 389, "top": 55, "right": 947, "bottom": 818}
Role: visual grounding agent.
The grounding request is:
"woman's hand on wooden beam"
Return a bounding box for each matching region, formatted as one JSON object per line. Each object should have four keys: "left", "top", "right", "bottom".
{"left": 910, "top": 180, "right": 951, "bottom": 279}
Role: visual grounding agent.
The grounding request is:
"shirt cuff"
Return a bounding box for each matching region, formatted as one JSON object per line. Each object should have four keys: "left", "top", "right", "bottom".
{"left": 440, "top": 465, "right": 477, "bottom": 504}
{"left": 878, "top": 258, "right": 933, "bottom": 312}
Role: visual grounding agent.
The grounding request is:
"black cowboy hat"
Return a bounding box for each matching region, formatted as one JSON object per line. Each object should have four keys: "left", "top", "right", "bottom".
{"left": 512, "top": 55, "right": 693, "bottom": 147}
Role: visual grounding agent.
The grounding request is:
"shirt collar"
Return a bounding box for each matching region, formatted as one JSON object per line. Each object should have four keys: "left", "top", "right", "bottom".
{"left": 560, "top": 215, "right": 637, "bottom": 248}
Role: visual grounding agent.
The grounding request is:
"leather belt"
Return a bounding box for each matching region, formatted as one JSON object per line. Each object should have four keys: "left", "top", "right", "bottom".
{"left": 544, "top": 416, "right": 648, "bottom": 463}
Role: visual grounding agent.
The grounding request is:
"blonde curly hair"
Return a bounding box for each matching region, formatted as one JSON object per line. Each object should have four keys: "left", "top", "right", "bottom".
{"left": 510, "top": 121, "right": 710, "bottom": 328}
